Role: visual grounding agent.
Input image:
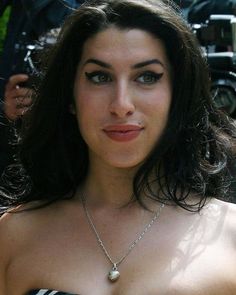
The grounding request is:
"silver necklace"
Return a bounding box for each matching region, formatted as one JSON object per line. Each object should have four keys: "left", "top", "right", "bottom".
{"left": 81, "top": 193, "right": 164, "bottom": 282}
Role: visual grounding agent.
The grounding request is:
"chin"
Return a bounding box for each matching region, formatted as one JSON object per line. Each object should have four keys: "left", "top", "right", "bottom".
{"left": 89, "top": 148, "right": 149, "bottom": 170}
{"left": 104, "top": 155, "right": 146, "bottom": 170}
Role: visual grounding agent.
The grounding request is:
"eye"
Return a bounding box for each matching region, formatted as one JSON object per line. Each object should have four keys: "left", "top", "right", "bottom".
{"left": 136, "top": 71, "right": 163, "bottom": 85}
{"left": 85, "top": 71, "right": 112, "bottom": 84}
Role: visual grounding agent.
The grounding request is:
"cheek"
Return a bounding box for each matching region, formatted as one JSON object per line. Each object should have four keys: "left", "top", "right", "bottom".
{"left": 74, "top": 84, "right": 93, "bottom": 113}
{"left": 142, "top": 87, "right": 172, "bottom": 118}
{"left": 74, "top": 79, "right": 112, "bottom": 121}
{"left": 74, "top": 90, "right": 105, "bottom": 132}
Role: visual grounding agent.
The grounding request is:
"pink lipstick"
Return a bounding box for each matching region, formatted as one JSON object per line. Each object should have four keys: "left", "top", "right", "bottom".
{"left": 103, "top": 125, "right": 143, "bottom": 142}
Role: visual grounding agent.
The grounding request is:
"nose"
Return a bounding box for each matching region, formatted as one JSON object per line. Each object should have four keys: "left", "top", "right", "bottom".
{"left": 109, "top": 81, "right": 135, "bottom": 118}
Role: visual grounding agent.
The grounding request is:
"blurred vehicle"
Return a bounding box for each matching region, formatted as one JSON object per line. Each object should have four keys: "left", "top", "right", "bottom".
{"left": 192, "top": 14, "right": 236, "bottom": 118}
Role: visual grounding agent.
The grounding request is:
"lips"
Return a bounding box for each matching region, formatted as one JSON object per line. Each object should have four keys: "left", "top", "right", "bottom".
{"left": 103, "top": 124, "right": 143, "bottom": 142}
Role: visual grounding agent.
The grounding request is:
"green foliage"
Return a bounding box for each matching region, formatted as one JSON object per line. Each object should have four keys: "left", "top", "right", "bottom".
{"left": 0, "top": 6, "right": 11, "bottom": 54}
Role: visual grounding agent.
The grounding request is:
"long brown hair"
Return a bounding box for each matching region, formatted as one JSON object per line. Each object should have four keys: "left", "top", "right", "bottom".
{"left": 1, "top": 0, "right": 235, "bottom": 212}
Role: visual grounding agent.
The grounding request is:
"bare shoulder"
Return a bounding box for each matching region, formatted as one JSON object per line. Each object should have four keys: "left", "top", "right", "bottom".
{"left": 0, "top": 201, "right": 67, "bottom": 255}
{"left": 204, "top": 198, "right": 236, "bottom": 227}
{"left": 202, "top": 198, "right": 236, "bottom": 248}
{"left": 208, "top": 199, "right": 236, "bottom": 290}
{"left": 0, "top": 198, "right": 80, "bottom": 250}
{"left": 167, "top": 198, "right": 236, "bottom": 294}
{"left": 0, "top": 205, "right": 43, "bottom": 293}
{"left": 0, "top": 199, "right": 74, "bottom": 237}
{"left": 0, "top": 198, "right": 82, "bottom": 293}
{"left": 0, "top": 202, "right": 49, "bottom": 252}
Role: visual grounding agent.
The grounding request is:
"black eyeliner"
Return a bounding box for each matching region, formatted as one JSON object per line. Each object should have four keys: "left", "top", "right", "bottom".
{"left": 144, "top": 72, "right": 164, "bottom": 79}
{"left": 85, "top": 71, "right": 109, "bottom": 79}
{"left": 85, "top": 71, "right": 99, "bottom": 79}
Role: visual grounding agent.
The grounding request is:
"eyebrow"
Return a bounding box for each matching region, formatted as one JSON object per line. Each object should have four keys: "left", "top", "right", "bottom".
{"left": 83, "top": 58, "right": 164, "bottom": 69}
{"left": 132, "top": 59, "right": 164, "bottom": 69}
{"left": 83, "top": 59, "right": 111, "bottom": 68}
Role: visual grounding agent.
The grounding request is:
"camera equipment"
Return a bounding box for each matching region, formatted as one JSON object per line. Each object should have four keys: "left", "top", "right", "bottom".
{"left": 11, "top": 28, "right": 59, "bottom": 88}
{"left": 192, "top": 14, "right": 236, "bottom": 118}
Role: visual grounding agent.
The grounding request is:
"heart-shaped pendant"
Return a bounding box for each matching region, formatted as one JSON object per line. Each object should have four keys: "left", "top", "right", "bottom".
{"left": 108, "top": 266, "right": 120, "bottom": 282}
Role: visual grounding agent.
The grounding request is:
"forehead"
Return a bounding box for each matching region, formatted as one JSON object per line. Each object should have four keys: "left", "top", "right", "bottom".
{"left": 80, "top": 27, "right": 170, "bottom": 67}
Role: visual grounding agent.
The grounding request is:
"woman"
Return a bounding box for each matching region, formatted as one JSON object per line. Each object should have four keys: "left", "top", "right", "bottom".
{"left": 0, "top": 0, "right": 236, "bottom": 294}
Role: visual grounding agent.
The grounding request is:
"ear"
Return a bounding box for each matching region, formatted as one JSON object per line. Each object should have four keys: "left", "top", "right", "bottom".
{"left": 69, "top": 103, "right": 76, "bottom": 115}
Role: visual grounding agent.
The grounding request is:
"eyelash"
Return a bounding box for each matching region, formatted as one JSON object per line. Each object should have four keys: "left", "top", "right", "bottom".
{"left": 85, "top": 71, "right": 111, "bottom": 84}
{"left": 136, "top": 71, "right": 163, "bottom": 84}
{"left": 85, "top": 71, "right": 163, "bottom": 85}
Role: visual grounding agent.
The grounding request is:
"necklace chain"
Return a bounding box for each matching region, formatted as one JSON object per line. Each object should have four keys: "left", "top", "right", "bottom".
{"left": 81, "top": 192, "right": 164, "bottom": 279}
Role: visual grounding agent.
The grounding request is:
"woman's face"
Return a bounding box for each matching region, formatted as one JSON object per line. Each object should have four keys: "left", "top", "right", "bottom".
{"left": 73, "top": 27, "right": 172, "bottom": 169}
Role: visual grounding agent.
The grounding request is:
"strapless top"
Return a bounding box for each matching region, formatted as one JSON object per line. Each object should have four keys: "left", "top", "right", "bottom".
{"left": 28, "top": 289, "right": 79, "bottom": 295}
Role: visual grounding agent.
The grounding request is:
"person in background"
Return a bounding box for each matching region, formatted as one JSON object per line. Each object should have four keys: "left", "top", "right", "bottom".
{"left": 0, "top": 0, "right": 84, "bottom": 100}
{"left": 0, "top": 0, "right": 236, "bottom": 294}
{"left": 0, "top": 0, "right": 83, "bottom": 177}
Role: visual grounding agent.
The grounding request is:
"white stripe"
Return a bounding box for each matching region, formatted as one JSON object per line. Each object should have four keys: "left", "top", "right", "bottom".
{"left": 35, "top": 290, "right": 51, "bottom": 295}
{"left": 48, "top": 291, "right": 58, "bottom": 295}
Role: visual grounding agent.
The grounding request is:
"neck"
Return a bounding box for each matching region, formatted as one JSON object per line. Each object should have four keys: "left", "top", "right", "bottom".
{"left": 79, "top": 162, "right": 140, "bottom": 209}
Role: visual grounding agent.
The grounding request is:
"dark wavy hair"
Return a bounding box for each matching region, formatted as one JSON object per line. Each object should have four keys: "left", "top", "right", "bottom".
{"left": 1, "top": 0, "right": 236, "bottom": 212}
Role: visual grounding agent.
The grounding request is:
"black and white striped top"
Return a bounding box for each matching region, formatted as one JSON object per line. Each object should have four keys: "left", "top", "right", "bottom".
{"left": 28, "top": 290, "right": 78, "bottom": 295}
